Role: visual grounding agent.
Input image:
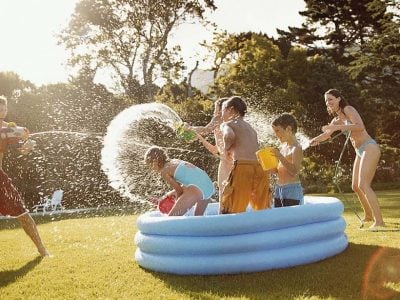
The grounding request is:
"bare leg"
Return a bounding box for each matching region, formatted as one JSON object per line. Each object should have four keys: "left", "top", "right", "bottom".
{"left": 168, "top": 186, "right": 202, "bottom": 216}
{"left": 352, "top": 156, "right": 373, "bottom": 222}
{"left": 358, "top": 144, "right": 384, "bottom": 228}
{"left": 17, "top": 213, "right": 49, "bottom": 257}
{"left": 194, "top": 199, "right": 209, "bottom": 216}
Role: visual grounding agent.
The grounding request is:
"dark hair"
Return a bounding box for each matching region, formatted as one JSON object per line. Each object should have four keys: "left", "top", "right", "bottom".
{"left": 325, "top": 89, "right": 349, "bottom": 116}
{"left": 225, "top": 96, "right": 247, "bottom": 117}
{"left": 272, "top": 113, "right": 298, "bottom": 133}
{"left": 144, "top": 146, "right": 168, "bottom": 168}
{"left": 0, "top": 95, "right": 7, "bottom": 105}
{"left": 215, "top": 97, "right": 229, "bottom": 109}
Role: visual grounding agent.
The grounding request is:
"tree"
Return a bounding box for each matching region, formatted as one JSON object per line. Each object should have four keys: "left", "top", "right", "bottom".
{"left": 0, "top": 71, "right": 35, "bottom": 99}
{"left": 210, "top": 33, "right": 284, "bottom": 108}
{"left": 278, "top": 0, "right": 391, "bottom": 65}
{"left": 59, "top": 0, "right": 216, "bottom": 102}
{"left": 346, "top": 5, "right": 400, "bottom": 146}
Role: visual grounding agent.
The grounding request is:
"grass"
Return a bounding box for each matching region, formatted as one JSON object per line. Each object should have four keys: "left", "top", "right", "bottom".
{"left": 1, "top": 191, "right": 399, "bottom": 300}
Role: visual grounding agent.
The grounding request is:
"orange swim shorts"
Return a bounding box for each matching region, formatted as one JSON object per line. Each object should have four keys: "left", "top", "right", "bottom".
{"left": 220, "top": 160, "right": 271, "bottom": 214}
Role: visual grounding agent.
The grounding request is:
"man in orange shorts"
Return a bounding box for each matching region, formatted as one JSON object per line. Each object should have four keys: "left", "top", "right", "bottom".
{"left": 219, "top": 96, "right": 271, "bottom": 214}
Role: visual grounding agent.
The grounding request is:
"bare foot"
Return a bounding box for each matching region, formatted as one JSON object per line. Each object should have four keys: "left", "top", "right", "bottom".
{"left": 39, "top": 248, "right": 51, "bottom": 257}
{"left": 368, "top": 223, "right": 386, "bottom": 232}
{"left": 362, "top": 216, "right": 373, "bottom": 222}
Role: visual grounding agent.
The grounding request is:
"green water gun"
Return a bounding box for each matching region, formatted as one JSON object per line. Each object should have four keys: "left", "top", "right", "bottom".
{"left": 175, "top": 122, "right": 196, "bottom": 142}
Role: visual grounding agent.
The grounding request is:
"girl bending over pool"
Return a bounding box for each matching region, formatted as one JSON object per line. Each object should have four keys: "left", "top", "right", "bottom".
{"left": 144, "top": 146, "right": 215, "bottom": 216}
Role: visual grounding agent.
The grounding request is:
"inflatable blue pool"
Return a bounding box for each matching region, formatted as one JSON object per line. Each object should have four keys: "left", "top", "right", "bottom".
{"left": 134, "top": 196, "right": 348, "bottom": 275}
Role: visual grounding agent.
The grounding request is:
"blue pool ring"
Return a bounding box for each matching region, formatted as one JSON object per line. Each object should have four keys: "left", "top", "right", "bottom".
{"left": 134, "top": 196, "right": 348, "bottom": 275}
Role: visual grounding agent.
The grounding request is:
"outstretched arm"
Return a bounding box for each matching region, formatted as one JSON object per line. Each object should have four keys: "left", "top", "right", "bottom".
{"left": 190, "top": 115, "right": 220, "bottom": 136}
{"left": 195, "top": 132, "right": 219, "bottom": 157}
{"left": 309, "top": 118, "right": 338, "bottom": 146}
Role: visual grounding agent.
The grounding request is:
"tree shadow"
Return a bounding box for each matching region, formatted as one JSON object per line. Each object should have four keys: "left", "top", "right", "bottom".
{"left": 144, "top": 243, "right": 400, "bottom": 299}
{"left": 0, "top": 256, "right": 43, "bottom": 288}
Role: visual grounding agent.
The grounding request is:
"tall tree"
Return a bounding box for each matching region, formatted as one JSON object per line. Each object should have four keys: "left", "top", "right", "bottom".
{"left": 59, "top": 0, "right": 216, "bottom": 102}
{"left": 0, "top": 71, "right": 35, "bottom": 99}
{"left": 278, "top": 0, "right": 390, "bottom": 65}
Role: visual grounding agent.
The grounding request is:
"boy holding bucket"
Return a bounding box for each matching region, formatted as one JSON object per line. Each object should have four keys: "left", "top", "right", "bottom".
{"left": 270, "top": 113, "right": 304, "bottom": 207}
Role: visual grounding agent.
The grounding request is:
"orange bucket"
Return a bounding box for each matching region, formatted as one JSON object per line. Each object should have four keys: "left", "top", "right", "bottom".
{"left": 256, "top": 147, "right": 278, "bottom": 171}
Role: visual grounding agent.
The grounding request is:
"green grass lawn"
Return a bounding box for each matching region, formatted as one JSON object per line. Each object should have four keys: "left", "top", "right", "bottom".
{"left": 1, "top": 191, "right": 399, "bottom": 299}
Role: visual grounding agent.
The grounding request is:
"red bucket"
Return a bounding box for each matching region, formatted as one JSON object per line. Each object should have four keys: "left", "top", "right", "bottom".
{"left": 158, "top": 195, "right": 176, "bottom": 214}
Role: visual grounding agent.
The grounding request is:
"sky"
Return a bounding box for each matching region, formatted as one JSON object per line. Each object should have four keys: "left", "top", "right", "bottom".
{"left": 0, "top": 0, "right": 305, "bottom": 87}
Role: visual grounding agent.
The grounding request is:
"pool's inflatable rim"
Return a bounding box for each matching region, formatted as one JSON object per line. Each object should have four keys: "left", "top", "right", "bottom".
{"left": 134, "top": 196, "right": 348, "bottom": 275}
{"left": 136, "top": 196, "right": 344, "bottom": 236}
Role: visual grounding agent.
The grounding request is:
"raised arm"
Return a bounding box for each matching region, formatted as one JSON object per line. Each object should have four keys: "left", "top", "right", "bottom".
{"left": 195, "top": 132, "right": 219, "bottom": 157}
{"left": 190, "top": 115, "right": 220, "bottom": 136}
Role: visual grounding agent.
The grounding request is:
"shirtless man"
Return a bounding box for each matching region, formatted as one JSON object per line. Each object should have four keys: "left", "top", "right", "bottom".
{"left": 219, "top": 96, "right": 271, "bottom": 214}
{"left": 0, "top": 95, "right": 49, "bottom": 257}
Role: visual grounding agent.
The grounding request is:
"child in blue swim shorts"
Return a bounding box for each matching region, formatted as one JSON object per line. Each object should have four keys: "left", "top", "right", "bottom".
{"left": 144, "top": 146, "right": 215, "bottom": 216}
{"left": 271, "top": 113, "right": 304, "bottom": 207}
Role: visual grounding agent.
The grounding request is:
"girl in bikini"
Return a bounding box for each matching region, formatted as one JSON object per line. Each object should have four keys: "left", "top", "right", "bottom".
{"left": 144, "top": 146, "right": 215, "bottom": 216}
{"left": 309, "top": 89, "right": 384, "bottom": 230}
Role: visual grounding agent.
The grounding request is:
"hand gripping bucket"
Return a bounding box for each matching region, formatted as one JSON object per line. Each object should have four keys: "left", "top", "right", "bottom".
{"left": 256, "top": 147, "right": 278, "bottom": 171}
{"left": 158, "top": 195, "right": 176, "bottom": 214}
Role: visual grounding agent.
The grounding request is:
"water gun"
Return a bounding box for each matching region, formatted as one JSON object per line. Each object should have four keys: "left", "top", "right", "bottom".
{"left": 0, "top": 122, "right": 30, "bottom": 151}
{"left": 174, "top": 122, "right": 196, "bottom": 142}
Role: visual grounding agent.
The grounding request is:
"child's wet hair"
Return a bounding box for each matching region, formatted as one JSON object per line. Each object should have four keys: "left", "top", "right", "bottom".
{"left": 226, "top": 96, "right": 247, "bottom": 116}
{"left": 144, "top": 146, "right": 168, "bottom": 168}
{"left": 215, "top": 97, "right": 229, "bottom": 109}
{"left": 272, "top": 113, "right": 298, "bottom": 133}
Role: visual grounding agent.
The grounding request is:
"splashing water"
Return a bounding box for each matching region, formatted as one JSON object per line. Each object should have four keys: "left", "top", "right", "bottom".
{"left": 6, "top": 130, "right": 122, "bottom": 209}
{"left": 100, "top": 103, "right": 313, "bottom": 207}
{"left": 245, "top": 110, "right": 312, "bottom": 150}
{"left": 101, "top": 103, "right": 218, "bottom": 205}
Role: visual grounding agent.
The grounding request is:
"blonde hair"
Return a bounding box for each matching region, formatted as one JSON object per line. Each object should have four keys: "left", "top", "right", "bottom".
{"left": 144, "top": 146, "right": 168, "bottom": 168}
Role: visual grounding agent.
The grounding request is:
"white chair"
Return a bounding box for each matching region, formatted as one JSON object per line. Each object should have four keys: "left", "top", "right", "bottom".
{"left": 32, "top": 189, "right": 64, "bottom": 212}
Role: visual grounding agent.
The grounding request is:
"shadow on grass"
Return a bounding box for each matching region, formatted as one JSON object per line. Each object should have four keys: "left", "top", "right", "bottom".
{"left": 146, "top": 243, "right": 400, "bottom": 299}
{"left": 0, "top": 256, "right": 43, "bottom": 288}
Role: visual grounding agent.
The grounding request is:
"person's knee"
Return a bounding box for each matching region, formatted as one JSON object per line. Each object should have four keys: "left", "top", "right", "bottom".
{"left": 352, "top": 182, "right": 361, "bottom": 193}
{"left": 358, "top": 181, "right": 372, "bottom": 194}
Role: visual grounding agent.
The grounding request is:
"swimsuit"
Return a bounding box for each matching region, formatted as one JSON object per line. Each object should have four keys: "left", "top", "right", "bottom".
{"left": 0, "top": 169, "right": 28, "bottom": 217}
{"left": 221, "top": 160, "right": 271, "bottom": 214}
{"left": 174, "top": 161, "right": 215, "bottom": 200}
{"left": 274, "top": 182, "right": 304, "bottom": 207}
{"left": 355, "top": 139, "right": 378, "bottom": 158}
